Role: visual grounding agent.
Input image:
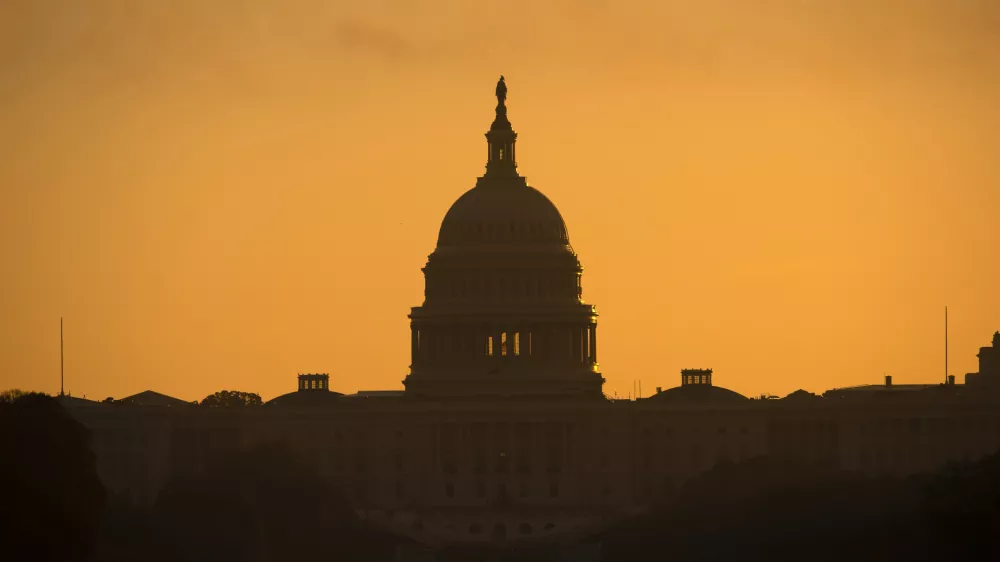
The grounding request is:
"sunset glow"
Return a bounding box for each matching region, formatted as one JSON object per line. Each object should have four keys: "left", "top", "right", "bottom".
{"left": 2, "top": 0, "right": 998, "bottom": 401}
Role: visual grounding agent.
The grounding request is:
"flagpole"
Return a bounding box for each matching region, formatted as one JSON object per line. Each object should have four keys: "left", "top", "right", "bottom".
{"left": 60, "top": 317, "right": 65, "bottom": 397}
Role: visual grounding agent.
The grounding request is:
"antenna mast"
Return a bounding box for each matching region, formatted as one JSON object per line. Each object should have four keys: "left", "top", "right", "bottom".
{"left": 944, "top": 306, "right": 948, "bottom": 385}
{"left": 60, "top": 317, "right": 65, "bottom": 397}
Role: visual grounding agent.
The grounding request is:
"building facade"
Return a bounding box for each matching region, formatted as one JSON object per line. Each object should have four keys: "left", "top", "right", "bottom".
{"left": 61, "top": 79, "right": 1000, "bottom": 548}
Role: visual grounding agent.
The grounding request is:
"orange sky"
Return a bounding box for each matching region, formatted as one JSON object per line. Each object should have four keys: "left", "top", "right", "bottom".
{"left": 2, "top": 0, "right": 999, "bottom": 401}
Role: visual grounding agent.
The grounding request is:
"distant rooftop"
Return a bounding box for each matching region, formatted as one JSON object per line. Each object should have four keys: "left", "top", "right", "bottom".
{"left": 828, "top": 384, "right": 939, "bottom": 393}
{"left": 822, "top": 382, "right": 956, "bottom": 401}
{"left": 117, "top": 390, "right": 193, "bottom": 408}
{"left": 346, "top": 390, "right": 406, "bottom": 398}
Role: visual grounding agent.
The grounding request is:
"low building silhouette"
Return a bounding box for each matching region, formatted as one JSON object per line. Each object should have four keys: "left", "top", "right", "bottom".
{"left": 59, "top": 78, "right": 1000, "bottom": 549}
{"left": 966, "top": 331, "right": 1000, "bottom": 389}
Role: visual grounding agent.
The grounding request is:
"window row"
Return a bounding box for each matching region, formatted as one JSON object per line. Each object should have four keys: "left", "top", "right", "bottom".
{"left": 856, "top": 417, "right": 1000, "bottom": 435}
{"left": 445, "top": 220, "right": 567, "bottom": 243}
{"left": 467, "top": 522, "right": 559, "bottom": 536}
{"left": 444, "top": 480, "right": 560, "bottom": 499}
{"left": 425, "top": 272, "right": 582, "bottom": 300}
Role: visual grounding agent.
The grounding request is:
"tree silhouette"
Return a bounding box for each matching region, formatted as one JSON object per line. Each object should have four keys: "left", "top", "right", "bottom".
{"left": 199, "top": 390, "right": 263, "bottom": 408}
{"left": 148, "top": 441, "right": 384, "bottom": 562}
{"left": 0, "top": 392, "right": 106, "bottom": 562}
{"left": 0, "top": 388, "right": 30, "bottom": 403}
{"left": 599, "top": 452, "right": 1000, "bottom": 562}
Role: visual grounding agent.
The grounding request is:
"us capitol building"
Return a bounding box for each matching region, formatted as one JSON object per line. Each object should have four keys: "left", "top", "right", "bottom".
{"left": 62, "top": 78, "right": 1000, "bottom": 548}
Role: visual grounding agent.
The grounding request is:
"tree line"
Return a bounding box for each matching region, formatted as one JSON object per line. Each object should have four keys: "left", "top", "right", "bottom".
{"left": 597, "top": 451, "right": 1000, "bottom": 561}
{"left": 0, "top": 390, "right": 395, "bottom": 562}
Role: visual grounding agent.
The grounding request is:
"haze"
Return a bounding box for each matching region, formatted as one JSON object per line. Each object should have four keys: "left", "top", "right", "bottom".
{"left": 1, "top": 0, "right": 998, "bottom": 401}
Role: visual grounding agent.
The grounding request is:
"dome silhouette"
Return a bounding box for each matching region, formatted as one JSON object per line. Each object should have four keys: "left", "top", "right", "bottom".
{"left": 436, "top": 183, "right": 570, "bottom": 248}
{"left": 265, "top": 389, "right": 344, "bottom": 408}
{"left": 403, "top": 77, "right": 602, "bottom": 400}
{"left": 646, "top": 384, "right": 748, "bottom": 405}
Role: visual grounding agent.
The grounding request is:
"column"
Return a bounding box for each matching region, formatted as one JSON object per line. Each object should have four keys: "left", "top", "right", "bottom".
{"left": 544, "top": 325, "right": 555, "bottom": 363}
{"left": 590, "top": 325, "right": 597, "bottom": 363}
{"left": 564, "top": 423, "right": 572, "bottom": 498}
{"left": 411, "top": 327, "right": 418, "bottom": 365}
{"left": 444, "top": 327, "right": 453, "bottom": 365}
{"left": 452, "top": 326, "right": 461, "bottom": 365}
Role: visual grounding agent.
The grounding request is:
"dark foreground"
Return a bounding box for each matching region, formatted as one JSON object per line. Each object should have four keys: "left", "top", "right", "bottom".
{"left": 2, "top": 392, "right": 998, "bottom": 562}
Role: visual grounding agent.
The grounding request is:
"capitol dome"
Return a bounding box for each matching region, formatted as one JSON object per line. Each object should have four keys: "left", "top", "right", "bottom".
{"left": 436, "top": 183, "right": 570, "bottom": 249}
{"left": 403, "top": 76, "right": 604, "bottom": 400}
{"left": 433, "top": 75, "right": 572, "bottom": 252}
